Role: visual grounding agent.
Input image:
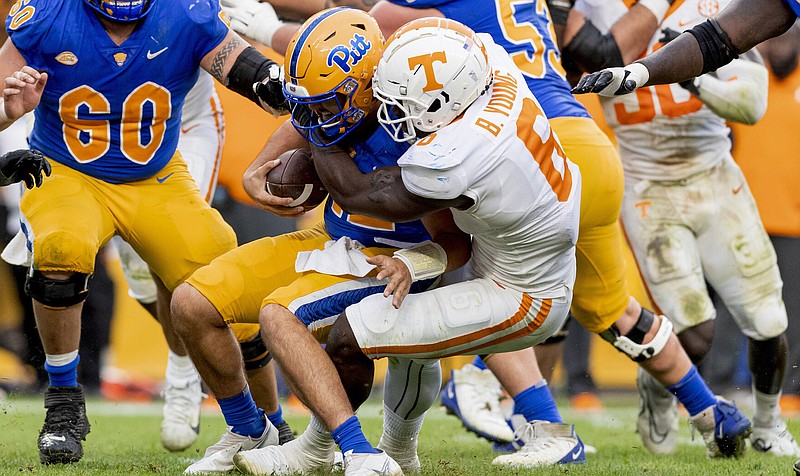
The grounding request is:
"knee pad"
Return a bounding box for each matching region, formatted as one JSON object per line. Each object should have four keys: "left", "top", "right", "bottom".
{"left": 600, "top": 309, "right": 673, "bottom": 362}
{"left": 240, "top": 333, "right": 271, "bottom": 371}
{"left": 25, "top": 269, "right": 91, "bottom": 308}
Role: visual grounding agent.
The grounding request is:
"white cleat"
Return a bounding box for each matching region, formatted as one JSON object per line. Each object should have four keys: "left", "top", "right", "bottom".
{"left": 184, "top": 418, "right": 278, "bottom": 474}
{"left": 751, "top": 418, "right": 800, "bottom": 457}
{"left": 635, "top": 367, "right": 678, "bottom": 455}
{"left": 343, "top": 450, "right": 404, "bottom": 476}
{"left": 234, "top": 433, "right": 334, "bottom": 475}
{"left": 440, "top": 364, "right": 513, "bottom": 444}
{"left": 492, "top": 419, "right": 586, "bottom": 468}
{"left": 161, "top": 376, "right": 204, "bottom": 452}
{"left": 378, "top": 436, "right": 420, "bottom": 473}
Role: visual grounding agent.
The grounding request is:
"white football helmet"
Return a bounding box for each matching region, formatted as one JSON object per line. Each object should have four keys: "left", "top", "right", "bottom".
{"left": 374, "top": 18, "right": 492, "bottom": 143}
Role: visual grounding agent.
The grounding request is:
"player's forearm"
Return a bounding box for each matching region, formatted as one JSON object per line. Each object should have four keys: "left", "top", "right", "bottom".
{"left": 421, "top": 211, "right": 471, "bottom": 273}
{"left": 638, "top": 31, "right": 704, "bottom": 86}
{"left": 311, "top": 145, "right": 431, "bottom": 222}
{"left": 611, "top": 4, "right": 663, "bottom": 64}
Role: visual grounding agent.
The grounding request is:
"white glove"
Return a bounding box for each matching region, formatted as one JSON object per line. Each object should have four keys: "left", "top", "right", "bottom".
{"left": 572, "top": 63, "right": 651, "bottom": 97}
{"left": 221, "top": 0, "right": 283, "bottom": 49}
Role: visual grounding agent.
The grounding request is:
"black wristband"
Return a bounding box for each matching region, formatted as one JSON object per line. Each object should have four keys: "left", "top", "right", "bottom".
{"left": 687, "top": 18, "right": 739, "bottom": 75}
{"left": 227, "top": 46, "right": 279, "bottom": 105}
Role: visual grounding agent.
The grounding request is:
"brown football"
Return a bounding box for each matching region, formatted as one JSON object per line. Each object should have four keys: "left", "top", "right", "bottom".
{"left": 265, "top": 148, "right": 328, "bottom": 210}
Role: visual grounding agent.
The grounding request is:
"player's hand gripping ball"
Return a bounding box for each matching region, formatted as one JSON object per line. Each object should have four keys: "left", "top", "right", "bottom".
{"left": 266, "top": 148, "right": 327, "bottom": 210}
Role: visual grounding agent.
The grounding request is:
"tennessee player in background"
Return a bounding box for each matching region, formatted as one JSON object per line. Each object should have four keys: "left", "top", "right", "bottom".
{"left": 0, "top": 0, "right": 288, "bottom": 465}
{"left": 169, "top": 9, "right": 446, "bottom": 474}
{"left": 234, "top": 18, "right": 581, "bottom": 475}
{"left": 563, "top": 0, "right": 798, "bottom": 458}
{"left": 571, "top": 0, "right": 798, "bottom": 95}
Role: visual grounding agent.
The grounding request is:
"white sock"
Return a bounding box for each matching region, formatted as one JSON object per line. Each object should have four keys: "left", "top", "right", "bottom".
{"left": 300, "top": 414, "right": 335, "bottom": 456}
{"left": 753, "top": 384, "right": 781, "bottom": 427}
{"left": 165, "top": 350, "right": 199, "bottom": 388}
{"left": 45, "top": 350, "right": 79, "bottom": 367}
{"left": 379, "top": 404, "right": 423, "bottom": 458}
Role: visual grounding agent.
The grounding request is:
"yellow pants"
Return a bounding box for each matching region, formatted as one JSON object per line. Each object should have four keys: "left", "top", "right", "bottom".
{"left": 20, "top": 154, "right": 236, "bottom": 291}
{"left": 551, "top": 117, "right": 629, "bottom": 333}
{"left": 187, "top": 223, "right": 400, "bottom": 342}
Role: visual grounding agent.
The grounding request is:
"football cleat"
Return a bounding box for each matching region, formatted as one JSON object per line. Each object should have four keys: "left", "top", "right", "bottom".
{"left": 491, "top": 419, "right": 586, "bottom": 468}
{"left": 636, "top": 367, "right": 678, "bottom": 454}
{"left": 184, "top": 415, "right": 278, "bottom": 474}
{"left": 234, "top": 430, "right": 335, "bottom": 475}
{"left": 689, "top": 397, "right": 751, "bottom": 458}
{"left": 38, "top": 385, "right": 91, "bottom": 465}
{"left": 378, "top": 433, "right": 420, "bottom": 473}
{"left": 343, "top": 449, "right": 403, "bottom": 476}
{"left": 161, "top": 375, "right": 203, "bottom": 451}
{"left": 277, "top": 421, "right": 295, "bottom": 445}
{"left": 751, "top": 418, "right": 800, "bottom": 457}
{"left": 440, "top": 365, "right": 514, "bottom": 444}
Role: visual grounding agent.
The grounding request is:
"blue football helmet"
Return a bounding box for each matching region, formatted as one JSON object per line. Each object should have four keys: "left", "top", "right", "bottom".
{"left": 84, "top": 0, "right": 153, "bottom": 22}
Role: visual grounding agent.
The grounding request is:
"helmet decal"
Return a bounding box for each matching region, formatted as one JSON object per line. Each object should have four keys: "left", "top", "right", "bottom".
{"left": 326, "top": 33, "right": 373, "bottom": 74}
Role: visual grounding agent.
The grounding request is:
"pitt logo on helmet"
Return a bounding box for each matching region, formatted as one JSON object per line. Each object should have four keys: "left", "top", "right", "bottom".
{"left": 326, "top": 33, "right": 372, "bottom": 74}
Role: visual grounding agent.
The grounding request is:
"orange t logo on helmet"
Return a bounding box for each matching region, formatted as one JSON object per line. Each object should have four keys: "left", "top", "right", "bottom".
{"left": 407, "top": 52, "right": 448, "bottom": 92}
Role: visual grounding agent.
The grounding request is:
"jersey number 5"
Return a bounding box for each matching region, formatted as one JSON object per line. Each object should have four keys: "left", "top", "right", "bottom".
{"left": 59, "top": 83, "right": 172, "bottom": 164}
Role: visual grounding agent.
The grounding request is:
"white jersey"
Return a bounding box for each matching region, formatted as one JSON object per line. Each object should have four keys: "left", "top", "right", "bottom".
{"left": 577, "top": 0, "right": 734, "bottom": 180}
{"left": 398, "top": 35, "right": 581, "bottom": 296}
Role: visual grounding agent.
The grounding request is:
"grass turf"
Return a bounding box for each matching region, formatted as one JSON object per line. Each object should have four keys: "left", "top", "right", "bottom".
{"left": 0, "top": 394, "right": 795, "bottom": 475}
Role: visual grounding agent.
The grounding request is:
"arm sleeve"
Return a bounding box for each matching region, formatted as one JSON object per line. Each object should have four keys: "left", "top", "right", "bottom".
{"left": 692, "top": 49, "right": 768, "bottom": 125}
{"left": 6, "top": 0, "right": 53, "bottom": 68}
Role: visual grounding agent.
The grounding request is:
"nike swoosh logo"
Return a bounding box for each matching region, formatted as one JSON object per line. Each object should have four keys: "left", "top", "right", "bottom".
{"left": 146, "top": 47, "right": 168, "bottom": 60}
{"left": 181, "top": 124, "right": 199, "bottom": 134}
{"left": 571, "top": 447, "right": 583, "bottom": 460}
{"left": 156, "top": 172, "right": 175, "bottom": 183}
{"left": 732, "top": 184, "right": 743, "bottom": 194}
{"left": 678, "top": 18, "right": 698, "bottom": 27}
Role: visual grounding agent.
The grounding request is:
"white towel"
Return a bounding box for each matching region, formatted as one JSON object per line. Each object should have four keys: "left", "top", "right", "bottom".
{"left": 295, "top": 236, "right": 376, "bottom": 277}
{"left": 2, "top": 230, "right": 31, "bottom": 267}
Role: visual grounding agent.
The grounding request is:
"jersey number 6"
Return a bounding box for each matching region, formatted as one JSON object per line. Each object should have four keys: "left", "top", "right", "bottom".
{"left": 59, "top": 83, "right": 172, "bottom": 164}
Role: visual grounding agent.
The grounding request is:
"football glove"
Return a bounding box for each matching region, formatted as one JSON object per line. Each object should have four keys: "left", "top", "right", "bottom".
{"left": 0, "top": 149, "right": 51, "bottom": 189}
{"left": 221, "top": 0, "right": 283, "bottom": 49}
{"left": 253, "top": 64, "right": 290, "bottom": 117}
{"left": 571, "top": 63, "right": 650, "bottom": 97}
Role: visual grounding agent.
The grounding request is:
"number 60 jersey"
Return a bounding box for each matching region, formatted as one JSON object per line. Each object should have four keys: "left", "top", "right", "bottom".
{"left": 6, "top": 0, "right": 230, "bottom": 183}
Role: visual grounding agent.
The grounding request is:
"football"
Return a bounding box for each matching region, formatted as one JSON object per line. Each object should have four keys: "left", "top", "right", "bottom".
{"left": 265, "top": 148, "right": 328, "bottom": 210}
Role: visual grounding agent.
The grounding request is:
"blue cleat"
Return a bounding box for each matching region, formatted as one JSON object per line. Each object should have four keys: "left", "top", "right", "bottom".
{"left": 689, "top": 397, "right": 751, "bottom": 458}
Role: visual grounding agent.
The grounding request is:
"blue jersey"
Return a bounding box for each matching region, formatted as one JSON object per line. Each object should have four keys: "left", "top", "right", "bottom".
{"left": 323, "top": 126, "right": 431, "bottom": 247}
{"left": 387, "top": 0, "right": 589, "bottom": 119}
{"left": 786, "top": 0, "right": 800, "bottom": 17}
{"left": 7, "top": 0, "right": 229, "bottom": 183}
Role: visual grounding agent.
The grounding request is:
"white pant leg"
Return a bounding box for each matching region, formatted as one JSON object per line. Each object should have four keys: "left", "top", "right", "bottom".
{"left": 347, "top": 277, "right": 571, "bottom": 360}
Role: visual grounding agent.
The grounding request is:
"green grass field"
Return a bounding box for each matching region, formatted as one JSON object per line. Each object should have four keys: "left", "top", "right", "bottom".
{"left": 0, "top": 394, "right": 795, "bottom": 475}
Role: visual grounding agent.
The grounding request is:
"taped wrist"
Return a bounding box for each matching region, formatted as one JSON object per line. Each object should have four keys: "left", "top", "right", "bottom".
{"left": 393, "top": 240, "right": 447, "bottom": 282}
{"left": 563, "top": 20, "right": 624, "bottom": 71}
{"left": 226, "top": 46, "right": 280, "bottom": 105}
{"left": 637, "top": 0, "right": 671, "bottom": 23}
{"left": 687, "top": 18, "right": 739, "bottom": 75}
